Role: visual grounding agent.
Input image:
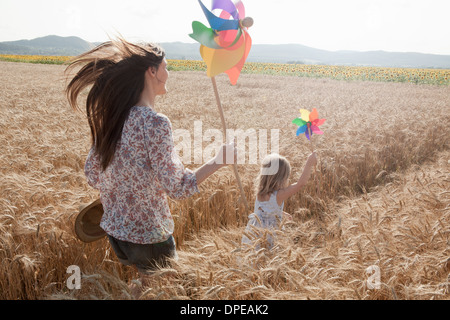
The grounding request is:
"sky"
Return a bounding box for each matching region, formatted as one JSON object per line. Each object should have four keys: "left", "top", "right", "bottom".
{"left": 1, "top": 0, "right": 449, "bottom": 55}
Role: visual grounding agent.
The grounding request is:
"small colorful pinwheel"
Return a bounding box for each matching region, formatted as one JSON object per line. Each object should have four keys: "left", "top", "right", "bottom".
{"left": 189, "top": 0, "right": 253, "bottom": 85}
{"left": 293, "top": 108, "right": 326, "bottom": 141}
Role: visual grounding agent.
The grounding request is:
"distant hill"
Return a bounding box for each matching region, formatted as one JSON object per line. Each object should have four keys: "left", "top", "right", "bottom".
{"left": 1, "top": 35, "right": 450, "bottom": 69}
{"left": 150, "top": 42, "right": 450, "bottom": 69}
{"left": 0, "top": 35, "right": 94, "bottom": 56}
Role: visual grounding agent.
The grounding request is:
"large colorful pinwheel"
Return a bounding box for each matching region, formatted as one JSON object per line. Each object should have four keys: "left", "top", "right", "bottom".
{"left": 293, "top": 108, "right": 326, "bottom": 141}
{"left": 189, "top": 0, "right": 253, "bottom": 85}
{"left": 189, "top": 0, "right": 253, "bottom": 213}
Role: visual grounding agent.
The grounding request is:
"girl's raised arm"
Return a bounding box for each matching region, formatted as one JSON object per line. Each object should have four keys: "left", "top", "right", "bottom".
{"left": 276, "top": 152, "right": 317, "bottom": 205}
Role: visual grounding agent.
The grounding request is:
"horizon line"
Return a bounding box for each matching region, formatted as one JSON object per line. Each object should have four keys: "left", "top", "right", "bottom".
{"left": 1, "top": 34, "right": 450, "bottom": 57}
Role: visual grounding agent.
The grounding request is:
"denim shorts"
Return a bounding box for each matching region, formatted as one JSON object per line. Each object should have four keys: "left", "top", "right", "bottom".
{"left": 107, "top": 235, "right": 177, "bottom": 274}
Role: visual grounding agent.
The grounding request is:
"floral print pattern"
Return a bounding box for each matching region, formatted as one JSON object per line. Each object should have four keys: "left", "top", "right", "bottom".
{"left": 84, "top": 106, "right": 199, "bottom": 244}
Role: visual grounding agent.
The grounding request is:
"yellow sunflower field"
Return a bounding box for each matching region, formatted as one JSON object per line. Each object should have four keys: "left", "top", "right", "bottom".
{"left": 1, "top": 54, "right": 448, "bottom": 85}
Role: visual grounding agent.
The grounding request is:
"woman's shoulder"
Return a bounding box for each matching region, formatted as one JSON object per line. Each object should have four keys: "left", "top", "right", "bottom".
{"left": 132, "top": 106, "right": 161, "bottom": 118}
{"left": 132, "top": 106, "right": 170, "bottom": 127}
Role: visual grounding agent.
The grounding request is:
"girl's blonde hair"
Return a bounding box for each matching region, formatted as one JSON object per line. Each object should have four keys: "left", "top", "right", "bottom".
{"left": 256, "top": 154, "right": 291, "bottom": 198}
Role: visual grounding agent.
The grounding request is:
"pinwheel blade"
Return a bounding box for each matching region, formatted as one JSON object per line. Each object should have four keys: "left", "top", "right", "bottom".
{"left": 312, "top": 118, "right": 326, "bottom": 126}
{"left": 216, "top": 28, "right": 242, "bottom": 49}
{"left": 309, "top": 108, "right": 319, "bottom": 122}
{"left": 189, "top": 21, "right": 223, "bottom": 49}
{"left": 300, "top": 109, "right": 310, "bottom": 122}
{"left": 235, "top": 0, "right": 245, "bottom": 19}
{"left": 305, "top": 128, "right": 311, "bottom": 140}
{"left": 311, "top": 125, "right": 323, "bottom": 134}
{"left": 296, "top": 125, "right": 307, "bottom": 136}
{"left": 199, "top": 0, "right": 239, "bottom": 31}
{"left": 212, "top": 0, "right": 239, "bottom": 20}
{"left": 225, "top": 30, "right": 251, "bottom": 85}
{"left": 200, "top": 41, "right": 246, "bottom": 78}
{"left": 292, "top": 118, "right": 307, "bottom": 126}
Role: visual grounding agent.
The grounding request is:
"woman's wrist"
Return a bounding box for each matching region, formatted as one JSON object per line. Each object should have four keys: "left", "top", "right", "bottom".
{"left": 195, "top": 159, "right": 225, "bottom": 185}
{"left": 209, "top": 157, "right": 228, "bottom": 168}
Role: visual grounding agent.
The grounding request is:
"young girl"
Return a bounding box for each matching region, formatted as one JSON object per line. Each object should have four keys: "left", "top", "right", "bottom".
{"left": 66, "top": 38, "right": 235, "bottom": 282}
{"left": 242, "top": 152, "right": 317, "bottom": 249}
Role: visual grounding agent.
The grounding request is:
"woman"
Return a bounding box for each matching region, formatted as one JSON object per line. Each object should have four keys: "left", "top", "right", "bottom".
{"left": 66, "top": 38, "right": 235, "bottom": 280}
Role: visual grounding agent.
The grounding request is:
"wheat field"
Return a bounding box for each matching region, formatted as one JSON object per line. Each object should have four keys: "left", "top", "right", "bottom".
{"left": 0, "top": 60, "right": 448, "bottom": 300}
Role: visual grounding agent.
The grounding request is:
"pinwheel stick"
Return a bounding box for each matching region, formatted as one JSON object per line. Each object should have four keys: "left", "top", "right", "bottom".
{"left": 307, "top": 125, "right": 318, "bottom": 168}
{"left": 307, "top": 124, "right": 320, "bottom": 199}
{"left": 211, "top": 77, "right": 250, "bottom": 213}
{"left": 307, "top": 124, "right": 315, "bottom": 153}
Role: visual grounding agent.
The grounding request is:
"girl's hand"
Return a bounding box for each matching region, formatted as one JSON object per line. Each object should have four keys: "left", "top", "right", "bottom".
{"left": 283, "top": 211, "right": 293, "bottom": 221}
{"left": 306, "top": 152, "right": 317, "bottom": 167}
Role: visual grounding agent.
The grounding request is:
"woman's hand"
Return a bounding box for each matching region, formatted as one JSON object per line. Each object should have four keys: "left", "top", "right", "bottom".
{"left": 195, "top": 140, "right": 237, "bottom": 185}
{"left": 213, "top": 140, "right": 237, "bottom": 167}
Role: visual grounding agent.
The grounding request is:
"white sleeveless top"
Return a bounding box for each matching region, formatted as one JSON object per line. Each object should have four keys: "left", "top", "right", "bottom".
{"left": 241, "top": 191, "right": 284, "bottom": 248}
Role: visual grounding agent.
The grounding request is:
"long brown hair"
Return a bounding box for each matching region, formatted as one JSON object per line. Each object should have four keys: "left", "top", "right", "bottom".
{"left": 256, "top": 154, "right": 291, "bottom": 198}
{"left": 65, "top": 37, "right": 165, "bottom": 170}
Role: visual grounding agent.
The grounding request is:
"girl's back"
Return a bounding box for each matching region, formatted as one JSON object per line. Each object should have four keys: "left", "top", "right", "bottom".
{"left": 254, "top": 191, "right": 284, "bottom": 227}
{"left": 242, "top": 191, "right": 284, "bottom": 248}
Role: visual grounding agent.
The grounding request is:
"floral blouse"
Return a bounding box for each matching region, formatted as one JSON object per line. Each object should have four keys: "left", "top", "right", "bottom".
{"left": 84, "top": 106, "right": 199, "bottom": 244}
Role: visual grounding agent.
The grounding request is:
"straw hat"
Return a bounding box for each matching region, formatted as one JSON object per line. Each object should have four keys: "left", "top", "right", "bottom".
{"left": 75, "top": 199, "right": 106, "bottom": 243}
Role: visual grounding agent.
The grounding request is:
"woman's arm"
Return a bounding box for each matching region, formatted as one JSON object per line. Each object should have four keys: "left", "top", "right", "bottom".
{"left": 84, "top": 146, "right": 101, "bottom": 189}
{"left": 146, "top": 113, "right": 236, "bottom": 198}
{"left": 194, "top": 159, "right": 225, "bottom": 185}
{"left": 276, "top": 152, "right": 317, "bottom": 205}
{"left": 195, "top": 142, "right": 236, "bottom": 185}
{"left": 146, "top": 114, "right": 200, "bottom": 199}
